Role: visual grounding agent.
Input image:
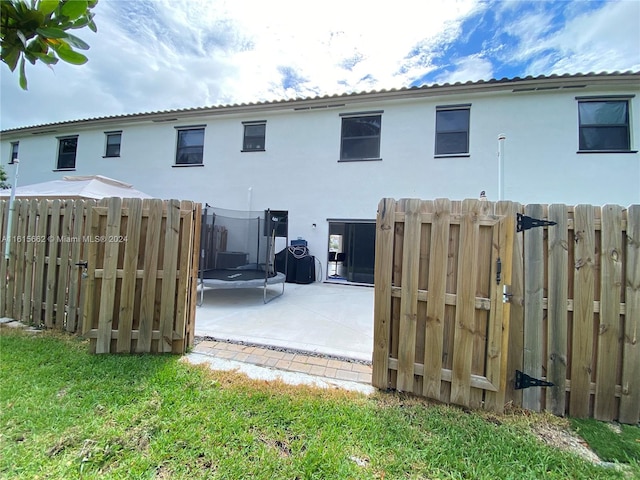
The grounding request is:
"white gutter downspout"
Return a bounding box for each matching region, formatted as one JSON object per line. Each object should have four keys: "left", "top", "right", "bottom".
{"left": 498, "top": 134, "right": 506, "bottom": 201}
{"left": 4, "top": 158, "right": 20, "bottom": 260}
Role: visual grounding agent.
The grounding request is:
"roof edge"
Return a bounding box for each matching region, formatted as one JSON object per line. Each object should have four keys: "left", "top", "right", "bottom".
{"left": 2, "top": 71, "right": 638, "bottom": 136}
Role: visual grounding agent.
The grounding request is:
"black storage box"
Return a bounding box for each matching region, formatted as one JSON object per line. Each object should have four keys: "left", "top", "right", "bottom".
{"left": 275, "top": 248, "right": 315, "bottom": 284}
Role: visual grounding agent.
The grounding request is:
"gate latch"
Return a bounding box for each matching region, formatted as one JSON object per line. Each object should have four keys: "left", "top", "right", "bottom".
{"left": 75, "top": 261, "right": 88, "bottom": 279}
{"left": 514, "top": 370, "right": 554, "bottom": 390}
{"left": 517, "top": 213, "right": 557, "bottom": 232}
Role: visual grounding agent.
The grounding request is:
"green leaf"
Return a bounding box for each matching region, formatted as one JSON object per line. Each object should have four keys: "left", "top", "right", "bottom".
{"left": 34, "top": 51, "right": 58, "bottom": 65}
{"left": 36, "top": 27, "right": 68, "bottom": 39}
{"left": 71, "top": 17, "right": 89, "bottom": 29}
{"left": 16, "top": 30, "right": 28, "bottom": 47}
{"left": 60, "top": 0, "right": 88, "bottom": 21}
{"left": 64, "top": 32, "right": 90, "bottom": 50}
{"left": 55, "top": 45, "right": 87, "bottom": 65}
{"left": 19, "top": 57, "right": 28, "bottom": 90}
{"left": 2, "top": 44, "right": 21, "bottom": 71}
{"left": 37, "top": 0, "right": 59, "bottom": 16}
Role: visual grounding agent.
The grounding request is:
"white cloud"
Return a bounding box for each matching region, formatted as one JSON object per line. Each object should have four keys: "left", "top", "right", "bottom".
{"left": 1, "top": 0, "right": 638, "bottom": 131}
{"left": 434, "top": 54, "right": 495, "bottom": 84}
{"left": 539, "top": 0, "right": 640, "bottom": 74}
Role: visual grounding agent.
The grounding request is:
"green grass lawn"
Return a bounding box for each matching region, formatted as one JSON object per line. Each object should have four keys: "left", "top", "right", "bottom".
{"left": 1, "top": 327, "right": 638, "bottom": 480}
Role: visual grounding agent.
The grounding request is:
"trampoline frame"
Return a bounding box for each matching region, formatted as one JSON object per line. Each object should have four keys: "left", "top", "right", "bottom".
{"left": 197, "top": 207, "right": 288, "bottom": 305}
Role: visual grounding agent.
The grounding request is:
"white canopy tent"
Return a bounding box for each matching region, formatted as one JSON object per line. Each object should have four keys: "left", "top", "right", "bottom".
{"left": 0, "top": 175, "right": 152, "bottom": 199}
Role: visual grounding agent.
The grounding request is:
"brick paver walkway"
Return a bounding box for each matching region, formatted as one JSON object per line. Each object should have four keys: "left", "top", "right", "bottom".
{"left": 193, "top": 340, "right": 372, "bottom": 384}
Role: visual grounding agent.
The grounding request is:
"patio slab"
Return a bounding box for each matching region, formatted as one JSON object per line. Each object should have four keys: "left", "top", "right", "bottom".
{"left": 194, "top": 282, "right": 374, "bottom": 362}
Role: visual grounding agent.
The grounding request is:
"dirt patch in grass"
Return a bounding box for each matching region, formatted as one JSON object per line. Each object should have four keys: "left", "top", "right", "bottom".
{"left": 532, "top": 422, "right": 601, "bottom": 464}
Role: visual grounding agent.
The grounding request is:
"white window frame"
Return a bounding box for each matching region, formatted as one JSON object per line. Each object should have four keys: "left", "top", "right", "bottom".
{"left": 435, "top": 104, "right": 471, "bottom": 157}
{"left": 339, "top": 111, "right": 383, "bottom": 162}
{"left": 56, "top": 135, "right": 78, "bottom": 170}
{"left": 9, "top": 141, "right": 18, "bottom": 164}
{"left": 104, "top": 131, "right": 122, "bottom": 158}
{"left": 577, "top": 96, "right": 634, "bottom": 153}
{"left": 242, "top": 121, "right": 266, "bottom": 152}
{"left": 174, "top": 126, "right": 206, "bottom": 166}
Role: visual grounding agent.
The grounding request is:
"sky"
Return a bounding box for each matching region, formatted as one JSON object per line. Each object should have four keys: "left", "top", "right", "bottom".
{"left": 1, "top": 0, "right": 639, "bottom": 131}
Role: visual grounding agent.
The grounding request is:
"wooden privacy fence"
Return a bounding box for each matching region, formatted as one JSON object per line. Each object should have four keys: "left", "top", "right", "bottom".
{"left": 1, "top": 197, "right": 201, "bottom": 354}
{"left": 373, "top": 198, "right": 640, "bottom": 424}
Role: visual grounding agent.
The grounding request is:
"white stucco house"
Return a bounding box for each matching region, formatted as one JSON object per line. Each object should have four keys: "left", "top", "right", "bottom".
{"left": 2, "top": 71, "right": 639, "bottom": 284}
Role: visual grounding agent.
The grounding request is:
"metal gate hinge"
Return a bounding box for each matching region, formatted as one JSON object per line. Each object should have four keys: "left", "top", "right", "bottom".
{"left": 514, "top": 370, "right": 554, "bottom": 390}
{"left": 516, "top": 213, "right": 557, "bottom": 232}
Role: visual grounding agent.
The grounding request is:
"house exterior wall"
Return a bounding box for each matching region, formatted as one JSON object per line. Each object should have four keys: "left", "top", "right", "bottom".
{"left": 2, "top": 76, "right": 639, "bottom": 273}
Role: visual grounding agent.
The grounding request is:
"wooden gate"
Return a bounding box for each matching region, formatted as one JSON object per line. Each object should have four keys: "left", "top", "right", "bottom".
{"left": 81, "top": 198, "right": 201, "bottom": 354}
{"left": 372, "top": 198, "right": 515, "bottom": 413}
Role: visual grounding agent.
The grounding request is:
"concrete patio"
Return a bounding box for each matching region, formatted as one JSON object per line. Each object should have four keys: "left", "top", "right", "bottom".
{"left": 194, "top": 281, "right": 375, "bottom": 362}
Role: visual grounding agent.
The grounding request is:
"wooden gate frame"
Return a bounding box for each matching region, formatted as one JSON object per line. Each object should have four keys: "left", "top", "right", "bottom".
{"left": 81, "top": 198, "right": 201, "bottom": 354}
{"left": 372, "top": 198, "right": 514, "bottom": 413}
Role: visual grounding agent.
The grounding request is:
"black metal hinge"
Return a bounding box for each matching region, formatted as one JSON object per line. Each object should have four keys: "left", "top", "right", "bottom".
{"left": 516, "top": 213, "right": 557, "bottom": 232}
{"left": 514, "top": 370, "right": 555, "bottom": 390}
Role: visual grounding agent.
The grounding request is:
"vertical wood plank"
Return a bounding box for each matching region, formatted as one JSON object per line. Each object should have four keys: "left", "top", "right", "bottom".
{"left": 12, "top": 200, "right": 28, "bottom": 320}
{"left": 451, "top": 199, "right": 480, "bottom": 407}
{"left": 116, "top": 198, "right": 143, "bottom": 352}
{"left": 423, "top": 198, "right": 450, "bottom": 400}
{"left": 173, "top": 202, "right": 195, "bottom": 353}
{"left": 159, "top": 200, "right": 181, "bottom": 352}
{"left": 82, "top": 201, "right": 100, "bottom": 336}
{"left": 505, "top": 203, "right": 524, "bottom": 407}
{"left": 21, "top": 200, "right": 38, "bottom": 323}
{"left": 594, "top": 205, "right": 623, "bottom": 421}
{"left": 373, "top": 198, "right": 396, "bottom": 389}
{"left": 0, "top": 200, "right": 8, "bottom": 316}
{"left": 32, "top": 200, "right": 48, "bottom": 325}
{"left": 620, "top": 204, "right": 640, "bottom": 424}
{"left": 397, "top": 199, "right": 421, "bottom": 392}
{"left": 184, "top": 201, "right": 202, "bottom": 351}
{"left": 44, "top": 200, "right": 61, "bottom": 328}
{"left": 469, "top": 200, "right": 493, "bottom": 409}
{"left": 484, "top": 202, "right": 514, "bottom": 413}
{"left": 137, "top": 199, "right": 163, "bottom": 353}
{"left": 55, "top": 200, "right": 73, "bottom": 329}
{"left": 546, "top": 204, "right": 569, "bottom": 416}
{"left": 66, "top": 200, "right": 85, "bottom": 332}
{"left": 96, "top": 198, "right": 122, "bottom": 354}
{"left": 570, "top": 204, "right": 596, "bottom": 418}
{"left": 523, "top": 203, "right": 545, "bottom": 411}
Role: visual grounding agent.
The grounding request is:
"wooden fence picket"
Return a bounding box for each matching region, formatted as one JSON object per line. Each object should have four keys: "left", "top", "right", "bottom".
{"left": 523, "top": 203, "right": 545, "bottom": 412}
{"left": 620, "top": 204, "right": 640, "bottom": 424}
{"left": 372, "top": 198, "right": 396, "bottom": 390}
{"left": 450, "top": 199, "right": 481, "bottom": 407}
{"left": 546, "top": 204, "right": 569, "bottom": 416}
{"left": 159, "top": 199, "right": 181, "bottom": 353}
{"left": 422, "top": 198, "right": 450, "bottom": 400}
{"left": 116, "top": 198, "right": 143, "bottom": 353}
{"left": 594, "top": 205, "right": 624, "bottom": 421}
{"left": 570, "top": 204, "right": 596, "bottom": 418}
{"left": 21, "top": 200, "right": 38, "bottom": 324}
{"left": 32, "top": 199, "right": 48, "bottom": 324}
{"left": 44, "top": 199, "right": 61, "bottom": 328}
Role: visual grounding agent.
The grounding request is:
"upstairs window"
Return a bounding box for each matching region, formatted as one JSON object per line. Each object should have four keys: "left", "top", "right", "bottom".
{"left": 9, "top": 142, "right": 18, "bottom": 164}
{"left": 175, "top": 127, "right": 205, "bottom": 165}
{"left": 435, "top": 105, "right": 470, "bottom": 156}
{"left": 242, "top": 121, "right": 266, "bottom": 151}
{"left": 578, "top": 99, "right": 631, "bottom": 152}
{"left": 56, "top": 136, "right": 78, "bottom": 170}
{"left": 340, "top": 113, "right": 382, "bottom": 161}
{"left": 104, "top": 131, "right": 122, "bottom": 157}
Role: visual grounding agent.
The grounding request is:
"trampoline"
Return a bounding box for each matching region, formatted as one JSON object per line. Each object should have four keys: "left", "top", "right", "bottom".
{"left": 198, "top": 206, "right": 288, "bottom": 304}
